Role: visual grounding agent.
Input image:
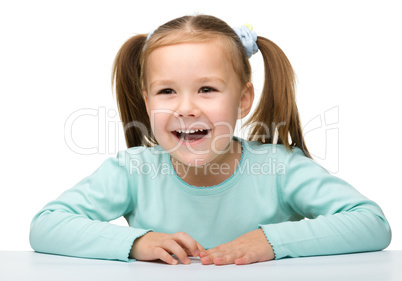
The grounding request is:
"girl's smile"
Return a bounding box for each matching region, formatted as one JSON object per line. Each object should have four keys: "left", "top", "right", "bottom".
{"left": 172, "top": 128, "right": 211, "bottom": 143}
{"left": 143, "top": 40, "right": 254, "bottom": 168}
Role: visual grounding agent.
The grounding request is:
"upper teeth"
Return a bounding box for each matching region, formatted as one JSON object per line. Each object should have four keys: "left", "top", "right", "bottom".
{"left": 176, "top": 129, "right": 205, "bottom": 133}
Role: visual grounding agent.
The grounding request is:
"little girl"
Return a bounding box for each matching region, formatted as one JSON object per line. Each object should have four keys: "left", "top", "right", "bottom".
{"left": 30, "top": 14, "right": 391, "bottom": 265}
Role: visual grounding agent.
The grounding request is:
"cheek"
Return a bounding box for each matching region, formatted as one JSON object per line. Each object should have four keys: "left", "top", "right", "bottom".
{"left": 207, "top": 98, "right": 239, "bottom": 121}
{"left": 149, "top": 113, "right": 167, "bottom": 131}
{"left": 205, "top": 107, "right": 238, "bottom": 142}
{"left": 147, "top": 102, "right": 166, "bottom": 133}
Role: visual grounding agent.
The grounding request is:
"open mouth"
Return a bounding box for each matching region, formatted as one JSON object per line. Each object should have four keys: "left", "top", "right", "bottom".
{"left": 172, "top": 129, "right": 211, "bottom": 143}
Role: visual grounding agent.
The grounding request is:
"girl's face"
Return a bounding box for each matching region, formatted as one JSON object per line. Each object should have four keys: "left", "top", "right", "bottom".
{"left": 143, "top": 40, "right": 253, "bottom": 167}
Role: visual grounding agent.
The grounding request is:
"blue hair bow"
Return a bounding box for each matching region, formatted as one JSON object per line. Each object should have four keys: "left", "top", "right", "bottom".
{"left": 233, "top": 25, "right": 258, "bottom": 58}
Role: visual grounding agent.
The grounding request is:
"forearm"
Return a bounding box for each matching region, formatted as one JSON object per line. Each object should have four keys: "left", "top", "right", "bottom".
{"left": 259, "top": 209, "right": 391, "bottom": 259}
{"left": 30, "top": 210, "right": 151, "bottom": 261}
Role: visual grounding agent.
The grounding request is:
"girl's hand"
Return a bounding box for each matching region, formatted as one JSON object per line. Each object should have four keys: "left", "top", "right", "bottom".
{"left": 130, "top": 231, "right": 205, "bottom": 265}
{"left": 199, "top": 229, "right": 275, "bottom": 265}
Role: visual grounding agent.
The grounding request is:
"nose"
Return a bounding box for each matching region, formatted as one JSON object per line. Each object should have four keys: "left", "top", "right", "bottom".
{"left": 175, "top": 95, "right": 200, "bottom": 118}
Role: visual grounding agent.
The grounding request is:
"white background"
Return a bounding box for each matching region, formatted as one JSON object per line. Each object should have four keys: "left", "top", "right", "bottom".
{"left": 1, "top": 0, "right": 401, "bottom": 251}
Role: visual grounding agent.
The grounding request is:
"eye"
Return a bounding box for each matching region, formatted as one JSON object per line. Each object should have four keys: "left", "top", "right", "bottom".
{"left": 199, "top": 87, "right": 217, "bottom": 93}
{"left": 157, "top": 88, "right": 175, "bottom": 95}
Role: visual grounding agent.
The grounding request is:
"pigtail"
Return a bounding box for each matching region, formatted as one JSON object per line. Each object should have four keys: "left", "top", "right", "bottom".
{"left": 244, "top": 36, "right": 312, "bottom": 158}
{"left": 112, "top": 34, "right": 156, "bottom": 148}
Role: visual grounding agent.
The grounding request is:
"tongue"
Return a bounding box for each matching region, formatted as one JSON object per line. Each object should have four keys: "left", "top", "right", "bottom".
{"left": 183, "top": 131, "right": 207, "bottom": 141}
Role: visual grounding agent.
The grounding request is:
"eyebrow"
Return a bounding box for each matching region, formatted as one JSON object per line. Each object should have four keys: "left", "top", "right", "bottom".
{"left": 150, "top": 76, "right": 226, "bottom": 89}
{"left": 196, "top": 77, "right": 226, "bottom": 84}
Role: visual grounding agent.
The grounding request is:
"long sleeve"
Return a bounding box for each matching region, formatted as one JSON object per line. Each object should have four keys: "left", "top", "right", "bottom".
{"left": 29, "top": 151, "right": 152, "bottom": 261}
{"left": 259, "top": 147, "right": 392, "bottom": 259}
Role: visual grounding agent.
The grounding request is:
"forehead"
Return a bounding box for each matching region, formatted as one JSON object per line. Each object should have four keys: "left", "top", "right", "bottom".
{"left": 145, "top": 41, "right": 235, "bottom": 84}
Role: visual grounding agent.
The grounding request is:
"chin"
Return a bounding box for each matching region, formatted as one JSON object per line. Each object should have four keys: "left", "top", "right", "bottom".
{"left": 172, "top": 153, "right": 211, "bottom": 167}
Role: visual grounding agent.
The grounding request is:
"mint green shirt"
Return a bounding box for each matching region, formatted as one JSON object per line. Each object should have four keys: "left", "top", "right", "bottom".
{"left": 30, "top": 137, "right": 391, "bottom": 261}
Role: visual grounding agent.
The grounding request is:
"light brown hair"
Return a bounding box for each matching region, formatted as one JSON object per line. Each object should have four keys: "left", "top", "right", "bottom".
{"left": 112, "top": 14, "right": 312, "bottom": 158}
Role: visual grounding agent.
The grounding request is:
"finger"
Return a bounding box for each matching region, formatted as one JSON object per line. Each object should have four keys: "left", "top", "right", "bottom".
{"left": 153, "top": 247, "right": 178, "bottom": 265}
{"left": 201, "top": 244, "right": 226, "bottom": 258}
{"left": 234, "top": 253, "right": 256, "bottom": 265}
{"left": 200, "top": 248, "right": 220, "bottom": 265}
{"left": 195, "top": 242, "right": 206, "bottom": 257}
{"left": 200, "top": 250, "right": 215, "bottom": 263}
{"left": 200, "top": 255, "right": 213, "bottom": 265}
{"left": 180, "top": 245, "right": 193, "bottom": 257}
{"left": 212, "top": 256, "right": 225, "bottom": 265}
{"left": 213, "top": 252, "right": 239, "bottom": 265}
{"left": 183, "top": 242, "right": 204, "bottom": 257}
{"left": 173, "top": 232, "right": 201, "bottom": 258}
{"left": 175, "top": 243, "right": 196, "bottom": 259}
{"left": 201, "top": 243, "right": 237, "bottom": 265}
{"left": 201, "top": 247, "right": 217, "bottom": 257}
{"left": 163, "top": 239, "right": 191, "bottom": 265}
{"left": 200, "top": 248, "right": 217, "bottom": 259}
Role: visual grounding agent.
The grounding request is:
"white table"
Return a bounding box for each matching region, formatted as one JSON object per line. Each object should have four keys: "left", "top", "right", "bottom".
{"left": 0, "top": 251, "right": 401, "bottom": 281}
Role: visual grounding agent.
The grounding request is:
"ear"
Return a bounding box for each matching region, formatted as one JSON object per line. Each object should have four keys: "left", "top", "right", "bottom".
{"left": 143, "top": 90, "right": 150, "bottom": 116}
{"left": 237, "top": 82, "right": 254, "bottom": 119}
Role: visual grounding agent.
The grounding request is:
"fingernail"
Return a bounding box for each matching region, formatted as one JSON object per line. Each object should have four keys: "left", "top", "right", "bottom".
{"left": 171, "top": 259, "right": 178, "bottom": 265}
{"left": 184, "top": 257, "right": 191, "bottom": 264}
{"left": 194, "top": 249, "right": 200, "bottom": 256}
